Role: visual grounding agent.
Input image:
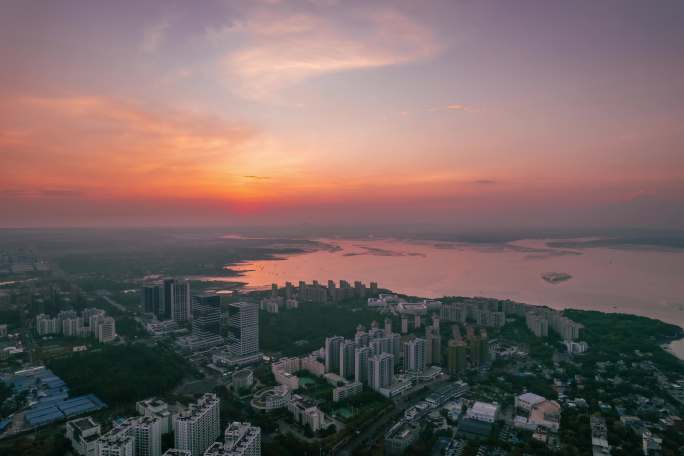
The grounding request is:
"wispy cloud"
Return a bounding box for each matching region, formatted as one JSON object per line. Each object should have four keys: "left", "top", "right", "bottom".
{"left": 213, "top": 8, "right": 439, "bottom": 99}
{"left": 141, "top": 17, "right": 171, "bottom": 54}
{"left": 429, "top": 103, "right": 479, "bottom": 113}
{"left": 243, "top": 175, "right": 271, "bottom": 180}
{"left": 0, "top": 187, "right": 85, "bottom": 198}
{"left": 472, "top": 179, "right": 496, "bottom": 185}
{"left": 0, "top": 96, "right": 257, "bottom": 197}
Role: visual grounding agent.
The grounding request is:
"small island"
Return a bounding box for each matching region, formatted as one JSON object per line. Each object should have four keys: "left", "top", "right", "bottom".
{"left": 541, "top": 272, "right": 573, "bottom": 284}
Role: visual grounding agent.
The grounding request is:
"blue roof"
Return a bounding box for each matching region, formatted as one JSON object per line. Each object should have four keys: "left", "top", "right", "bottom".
{"left": 61, "top": 403, "right": 99, "bottom": 417}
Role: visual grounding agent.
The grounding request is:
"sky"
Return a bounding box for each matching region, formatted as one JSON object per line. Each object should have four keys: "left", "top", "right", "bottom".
{"left": 1, "top": 0, "right": 683, "bottom": 229}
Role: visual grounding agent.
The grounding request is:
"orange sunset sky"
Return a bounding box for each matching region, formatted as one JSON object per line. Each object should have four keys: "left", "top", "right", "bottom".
{"left": 1, "top": 0, "right": 683, "bottom": 228}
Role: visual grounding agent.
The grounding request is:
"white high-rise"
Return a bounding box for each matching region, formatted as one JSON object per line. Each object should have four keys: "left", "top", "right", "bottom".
{"left": 403, "top": 338, "right": 426, "bottom": 373}
{"left": 368, "top": 353, "right": 394, "bottom": 391}
{"left": 174, "top": 393, "right": 221, "bottom": 456}
{"left": 96, "top": 425, "right": 135, "bottom": 456}
{"left": 130, "top": 416, "right": 162, "bottom": 456}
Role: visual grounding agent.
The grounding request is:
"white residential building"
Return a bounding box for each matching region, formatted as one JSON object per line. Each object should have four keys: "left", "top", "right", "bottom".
{"left": 96, "top": 425, "right": 135, "bottom": 456}
{"left": 66, "top": 417, "right": 101, "bottom": 456}
{"left": 136, "top": 398, "right": 174, "bottom": 435}
{"left": 174, "top": 393, "right": 221, "bottom": 456}
{"left": 368, "top": 353, "right": 394, "bottom": 392}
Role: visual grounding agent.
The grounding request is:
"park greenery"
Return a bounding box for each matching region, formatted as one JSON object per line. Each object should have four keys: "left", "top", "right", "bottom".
{"left": 48, "top": 343, "right": 193, "bottom": 403}
{"left": 259, "top": 301, "right": 383, "bottom": 356}
{"left": 564, "top": 309, "right": 684, "bottom": 375}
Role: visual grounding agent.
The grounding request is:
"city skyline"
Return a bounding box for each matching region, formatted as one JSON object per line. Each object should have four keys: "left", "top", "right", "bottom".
{"left": 1, "top": 0, "right": 683, "bottom": 228}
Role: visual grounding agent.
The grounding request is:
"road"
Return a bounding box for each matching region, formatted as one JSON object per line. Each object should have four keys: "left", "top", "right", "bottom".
{"left": 334, "top": 375, "right": 450, "bottom": 456}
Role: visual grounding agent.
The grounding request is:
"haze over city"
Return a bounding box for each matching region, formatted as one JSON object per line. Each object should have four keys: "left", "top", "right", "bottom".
{"left": 1, "top": 0, "right": 683, "bottom": 229}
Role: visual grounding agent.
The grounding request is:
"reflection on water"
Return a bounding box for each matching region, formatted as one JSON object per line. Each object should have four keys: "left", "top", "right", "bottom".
{"left": 213, "top": 237, "right": 684, "bottom": 359}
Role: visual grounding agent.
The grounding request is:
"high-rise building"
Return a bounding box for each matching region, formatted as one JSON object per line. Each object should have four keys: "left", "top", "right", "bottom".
{"left": 354, "top": 346, "right": 370, "bottom": 385}
{"left": 401, "top": 317, "right": 408, "bottom": 335}
{"left": 171, "top": 280, "right": 191, "bottom": 322}
{"left": 96, "top": 425, "right": 135, "bottom": 456}
{"left": 174, "top": 393, "right": 221, "bottom": 456}
{"left": 447, "top": 339, "right": 468, "bottom": 375}
{"left": 431, "top": 313, "right": 440, "bottom": 331}
{"left": 226, "top": 302, "right": 260, "bottom": 363}
{"left": 66, "top": 417, "right": 101, "bottom": 456}
{"left": 142, "top": 284, "right": 163, "bottom": 319}
{"left": 370, "top": 282, "right": 378, "bottom": 295}
{"left": 324, "top": 336, "right": 344, "bottom": 373}
{"left": 354, "top": 325, "right": 369, "bottom": 347}
{"left": 479, "top": 329, "right": 490, "bottom": 365}
{"left": 191, "top": 294, "right": 223, "bottom": 348}
{"left": 384, "top": 318, "right": 392, "bottom": 335}
{"left": 370, "top": 337, "right": 391, "bottom": 357}
{"left": 403, "top": 338, "right": 426, "bottom": 373}
{"left": 414, "top": 314, "right": 421, "bottom": 330}
{"left": 128, "top": 416, "right": 162, "bottom": 456}
{"left": 424, "top": 325, "right": 442, "bottom": 365}
{"left": 368, "top": 353, "right": 394, "bottom": 391}
{"left": 97, "top": 316, "right": 116, "bottom": 343}
{"left": 339, "top": 339, "right": 356, "bottom": 379}
{"left": 136, "top": 398, "right": 173, "bottom": 435}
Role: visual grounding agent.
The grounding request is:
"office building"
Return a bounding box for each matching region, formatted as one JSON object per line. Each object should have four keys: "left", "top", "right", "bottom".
{"left": 169, "top": 279, "right": 191, "bottom": 322}
{"left": 174, "top": 393, "right": 221, "bottom": 456}
{"left": 226, "top": 302, "right": 260, "bottom": 364}
{"left": 142, "top": 284, "right": 164, "bottom": 319}
{"left": 190, "top": 294, "right": 223, "bottom": 349}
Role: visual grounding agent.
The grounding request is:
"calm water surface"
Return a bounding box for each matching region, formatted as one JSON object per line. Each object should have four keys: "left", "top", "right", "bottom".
{"left": 222, "top": 238, "right": 684, "bottom": 358}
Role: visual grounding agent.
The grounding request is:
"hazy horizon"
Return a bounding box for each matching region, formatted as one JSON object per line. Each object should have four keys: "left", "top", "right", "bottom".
{"left": 2, "top": 0, "right": 684, "bottom": 228}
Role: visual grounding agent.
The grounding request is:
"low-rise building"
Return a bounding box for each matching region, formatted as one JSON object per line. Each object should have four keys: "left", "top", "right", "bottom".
{"left": 466, "top": 402, "right": 499, "bottom": 423}
{"left": 384, "top": 421, "right": 420, "bottom": 455}
{"left": 332, "top": 381, "right": 362, "bottom": 402}
{"left": 232, "top": 369, "right": 254, "bottom": 391}
{"left": 250, "top": 386, "right": 291, "bottom": 411}
{"left": 287, "top": 395, "right": 326, "bottom": 432}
